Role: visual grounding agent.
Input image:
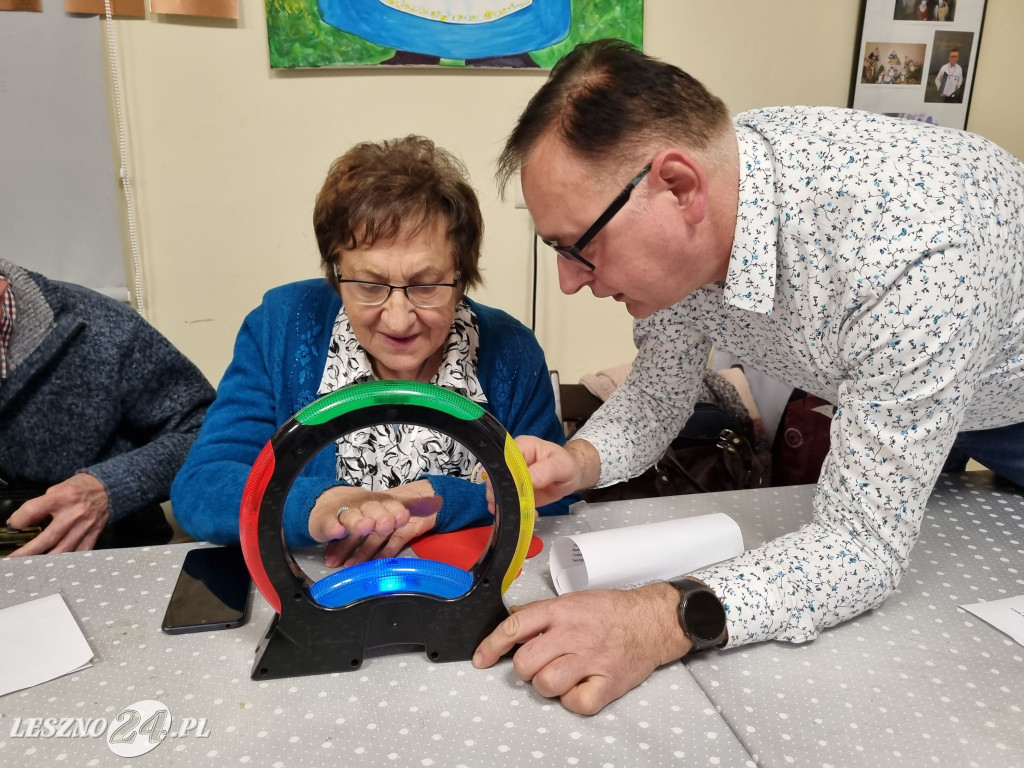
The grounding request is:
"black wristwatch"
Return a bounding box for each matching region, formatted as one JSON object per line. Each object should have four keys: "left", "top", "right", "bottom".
{"left": 669, "top": 577, "right": 728, "bottom": 651}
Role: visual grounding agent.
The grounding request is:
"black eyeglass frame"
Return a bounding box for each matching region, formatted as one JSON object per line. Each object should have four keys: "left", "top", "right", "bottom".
{"left": 540, "top": 163, "right": 653, "bottom": 272}
{"left": 332, "top": 263, "right": 462, "bottom": 308}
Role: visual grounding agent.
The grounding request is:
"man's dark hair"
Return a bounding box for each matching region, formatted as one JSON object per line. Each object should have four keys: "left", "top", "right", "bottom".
{"left": 497, "top": 39, "right": 731, "bottom": 193}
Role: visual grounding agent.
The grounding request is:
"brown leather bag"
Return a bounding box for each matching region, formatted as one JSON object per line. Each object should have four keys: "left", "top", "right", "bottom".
{"left": 654, "top": 428, "right": 768, "bottom": 496}
{"left": 583, "top": 414, "right": 770, "bottom": 503}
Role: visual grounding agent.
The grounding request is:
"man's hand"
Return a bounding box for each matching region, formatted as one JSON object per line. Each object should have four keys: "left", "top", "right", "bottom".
{"left": 472, "top": 583, "right": 693, "bottom": 715}
{"left": 308, "top": 480, "right": 443, "bottom": 568}
{"left": 7, "top": 474, "right": 110, "bottom": 556}
{"left": 488, "top": 436, "right": 599, "bottom": 511}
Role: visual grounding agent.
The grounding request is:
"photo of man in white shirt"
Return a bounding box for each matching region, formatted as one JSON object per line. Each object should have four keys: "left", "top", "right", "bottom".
{"left": 933, "top": 48, "right": 964, "bottom": 101}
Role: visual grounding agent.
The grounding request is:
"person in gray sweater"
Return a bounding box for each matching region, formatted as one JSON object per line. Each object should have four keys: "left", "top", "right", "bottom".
{"left": 0, "top": 258, "right": 215, "bottom": 555}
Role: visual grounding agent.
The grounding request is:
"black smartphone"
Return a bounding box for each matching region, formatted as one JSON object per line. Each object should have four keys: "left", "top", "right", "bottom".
{"left": 161, "top": 545, "right": 253, "bottom": 634}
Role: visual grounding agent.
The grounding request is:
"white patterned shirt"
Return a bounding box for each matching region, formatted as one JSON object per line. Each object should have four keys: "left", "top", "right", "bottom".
{"left": 577, "top": 107, "right": 1024, "bottom": 646}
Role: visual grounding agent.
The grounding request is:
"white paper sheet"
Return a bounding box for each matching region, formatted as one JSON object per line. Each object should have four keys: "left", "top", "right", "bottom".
{"left": 549, "top": 513, "right": 744, "bottom": 594}
{"left": 960, "top": 595, "right": 1024, "bottom": 647}
{"left": 0, "top": 593, "right": 94, "bottom": 696}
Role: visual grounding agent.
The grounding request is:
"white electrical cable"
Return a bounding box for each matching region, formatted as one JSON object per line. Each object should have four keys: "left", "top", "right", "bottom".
{"left": 102, "top": 0, "right": 145, "bottom": 317}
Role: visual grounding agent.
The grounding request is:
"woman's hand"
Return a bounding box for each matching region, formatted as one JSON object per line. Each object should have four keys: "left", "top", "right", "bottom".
{"left": 308, "top": 480, "right": 442, "bottom": 568}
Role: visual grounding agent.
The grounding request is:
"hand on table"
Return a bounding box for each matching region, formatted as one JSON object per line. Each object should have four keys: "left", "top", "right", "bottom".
{"left": 308, "top": 480, "right": 443, "bottom": 568}
{"left": 7, "top": 473, "right": 110, "bottom": 556}
{"left": 472, "top": 583, "right": 692, "bottom": 715}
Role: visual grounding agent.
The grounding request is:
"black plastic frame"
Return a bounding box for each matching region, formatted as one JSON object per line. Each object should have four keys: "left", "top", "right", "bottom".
{"left": 248, "top": 402, "right": 524, "bottom": 680}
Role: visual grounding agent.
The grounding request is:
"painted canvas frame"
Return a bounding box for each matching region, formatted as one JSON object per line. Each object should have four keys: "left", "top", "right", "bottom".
{"left": 849, "top": 0, "right": 987, "bottom": 130}
{"left": 266, "top": 0, "right": 643, "bottom": 69}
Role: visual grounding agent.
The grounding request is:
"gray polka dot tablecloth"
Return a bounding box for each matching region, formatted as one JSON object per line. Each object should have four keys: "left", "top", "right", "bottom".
{"left": 673, "top": 471, "right": 1020, "bottom": 768}
{"left": 1, "top": 472, "right": 1020, "bottom": 767}
{"left": 0, "top": 514, "right": 755, "bottom": 768}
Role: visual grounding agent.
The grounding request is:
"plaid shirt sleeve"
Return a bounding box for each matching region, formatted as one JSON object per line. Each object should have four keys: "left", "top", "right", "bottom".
{"left": 0, "top": 276, "right": 15, "bottom": 381}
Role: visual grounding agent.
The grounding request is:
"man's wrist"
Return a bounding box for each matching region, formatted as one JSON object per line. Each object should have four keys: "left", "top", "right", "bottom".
{"left": 645, "top": 582, "right": 695, "bottom": 664}
{"left": 566, "top": 438, "right": 601, "bottom": 490}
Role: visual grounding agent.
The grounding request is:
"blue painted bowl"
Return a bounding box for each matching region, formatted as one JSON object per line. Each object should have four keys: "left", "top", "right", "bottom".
{"left": 317, "top": 0, "right": 571, "bottom": 60}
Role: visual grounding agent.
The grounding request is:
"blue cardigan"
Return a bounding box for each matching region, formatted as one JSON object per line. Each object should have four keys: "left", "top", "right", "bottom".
{"left": 171, "top": 280, "right": 570, "bottom": 546}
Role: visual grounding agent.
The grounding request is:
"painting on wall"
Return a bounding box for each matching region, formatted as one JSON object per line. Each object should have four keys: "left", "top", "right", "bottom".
{"left": 265, "top": 0, "right": 644, "bottom": 70}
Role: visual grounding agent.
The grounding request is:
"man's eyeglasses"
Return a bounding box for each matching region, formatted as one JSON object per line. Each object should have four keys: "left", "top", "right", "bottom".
{"left": 333, "top": 264, "right": 461, "bottom": 309}
{"left": 541, "top": 163, "right": 652, "bottom": 271}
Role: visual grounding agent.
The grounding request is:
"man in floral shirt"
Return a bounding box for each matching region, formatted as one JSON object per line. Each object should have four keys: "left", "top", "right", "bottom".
{"left": 473, "top": 39, "right": 1024, "bottom": 715}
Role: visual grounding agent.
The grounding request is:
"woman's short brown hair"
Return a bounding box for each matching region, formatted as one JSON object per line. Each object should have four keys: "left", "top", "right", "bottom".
{"left": 314, "top": 136, "right": 483, "bottom": 291}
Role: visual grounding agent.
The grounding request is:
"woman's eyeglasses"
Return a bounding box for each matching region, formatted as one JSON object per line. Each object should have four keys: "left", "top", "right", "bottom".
{"left": 540, "top": 163, "right": 652, "bottom": 271}
{"left": 333, "top": 264, "right": 461, "bottom": 309}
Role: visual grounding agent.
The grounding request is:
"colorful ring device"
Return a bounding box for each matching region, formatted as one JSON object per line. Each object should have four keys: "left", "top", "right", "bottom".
{"left": 239, "top": 380, "right": 535, "bottom": 679}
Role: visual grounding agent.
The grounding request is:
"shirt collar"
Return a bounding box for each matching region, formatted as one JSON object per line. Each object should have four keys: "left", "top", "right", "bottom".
{"left": 722, "top": 123, "right": 780, "bottom": 315}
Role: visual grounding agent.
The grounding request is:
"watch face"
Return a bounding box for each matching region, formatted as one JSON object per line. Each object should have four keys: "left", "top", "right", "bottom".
{"left": 675, "top": 582, "right": 727, "bottom": 649}
{"left": 685, "top": 590, "right": 727, "bottom": 643}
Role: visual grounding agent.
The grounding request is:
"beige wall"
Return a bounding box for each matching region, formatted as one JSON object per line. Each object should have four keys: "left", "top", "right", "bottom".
{"left": 113, "top": 0, "right": 1024, "bottom": 386}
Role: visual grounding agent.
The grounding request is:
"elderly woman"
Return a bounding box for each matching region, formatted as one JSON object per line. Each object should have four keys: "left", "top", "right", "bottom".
{"left": 172, "top": 137, "right": 570, "bottom": 567}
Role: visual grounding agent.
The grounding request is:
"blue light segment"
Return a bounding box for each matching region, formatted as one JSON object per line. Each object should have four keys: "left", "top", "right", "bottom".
{"left": 310, "top": 558, "right": 474, "bottom": 608}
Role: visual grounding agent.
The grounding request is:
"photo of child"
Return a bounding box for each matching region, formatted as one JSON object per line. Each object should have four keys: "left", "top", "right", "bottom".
{"left": 925, "top": 30, "right": 974, "bottom": 102}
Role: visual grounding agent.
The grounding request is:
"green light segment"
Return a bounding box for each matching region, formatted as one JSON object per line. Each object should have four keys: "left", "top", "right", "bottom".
{"left": 295, "top": 380, "right": 485, "bottom": 426}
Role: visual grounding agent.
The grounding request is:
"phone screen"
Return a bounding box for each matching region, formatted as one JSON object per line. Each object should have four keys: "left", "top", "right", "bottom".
{"left": 161, "top": 545, "right": 253, "bottom": 634}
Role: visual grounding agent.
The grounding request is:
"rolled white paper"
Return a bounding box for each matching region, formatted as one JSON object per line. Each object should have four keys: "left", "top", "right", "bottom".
{"left": 549, "top": 513, "right": 744, "bottom": 595}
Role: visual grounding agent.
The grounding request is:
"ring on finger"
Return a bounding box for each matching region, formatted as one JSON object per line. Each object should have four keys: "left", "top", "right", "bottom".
{"left": 335, "top": 505, "right": 351, "bottom": 524}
